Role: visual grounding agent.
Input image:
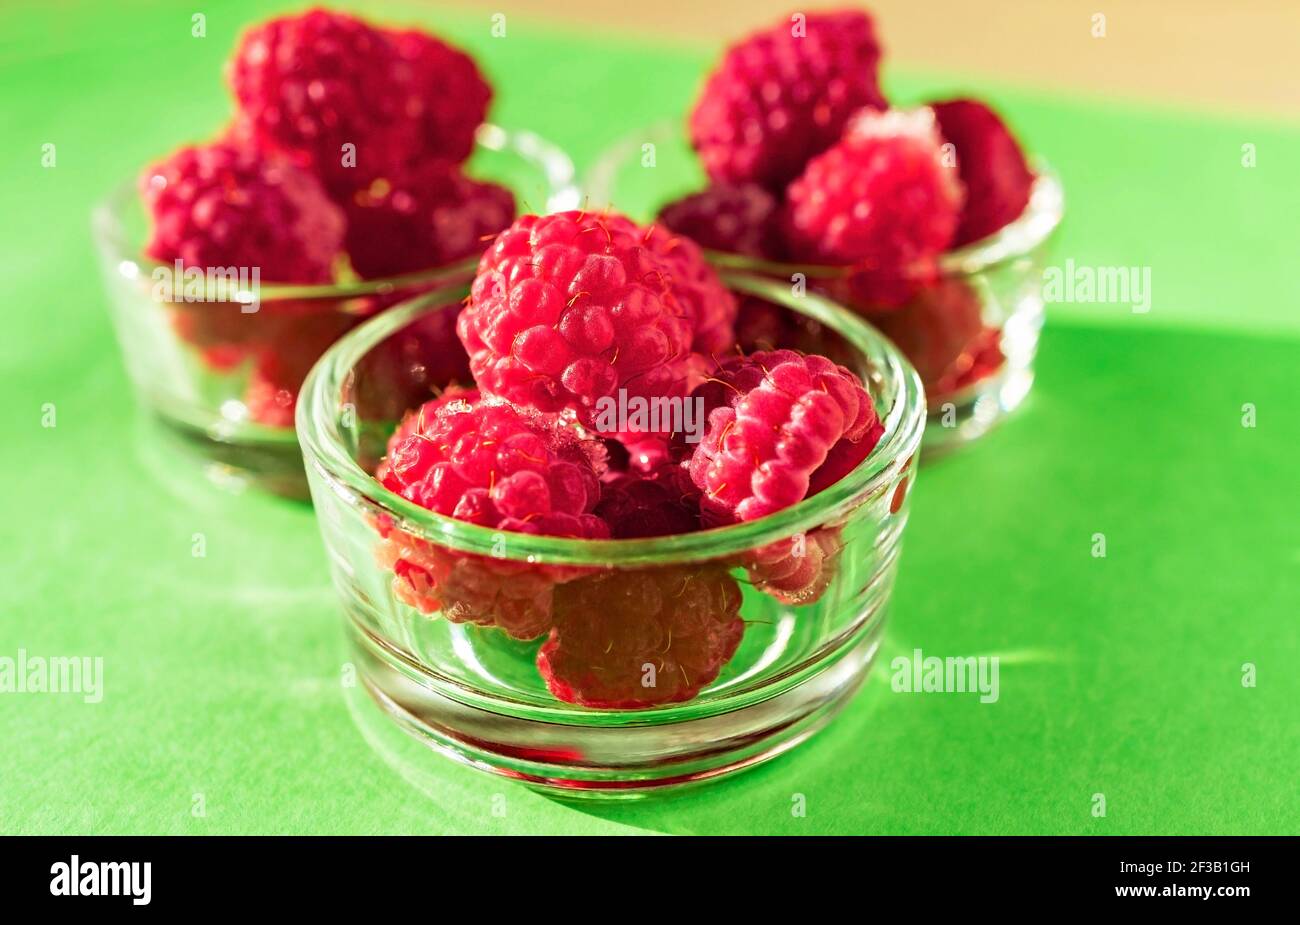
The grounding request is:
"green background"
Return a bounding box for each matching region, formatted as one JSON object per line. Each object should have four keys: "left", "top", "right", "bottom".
{"left": 1, "top": 1, "right": 1296, "bottom": 834}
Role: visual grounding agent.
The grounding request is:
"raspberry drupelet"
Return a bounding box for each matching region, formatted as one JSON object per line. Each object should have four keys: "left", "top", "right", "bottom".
{"left": 689, "top": 10, "right": 886, "bottom": 190}
{"left": 687, "top": 349, "right": 884, "bottom": 525}
{"left": 782, "top": 108, "right": 964, "bottom": 270}
{"left": 537, "top": 564, "right": 745, "bottom": 708}
{"left": 456, "top": 211, "right": 731, "bottom": 437}
{"left": 930, "top": 98, "right": 1035, "bottom": 247}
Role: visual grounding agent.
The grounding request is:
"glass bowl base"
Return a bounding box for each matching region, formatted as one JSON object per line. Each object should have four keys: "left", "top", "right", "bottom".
{"left": 346, "top": 614, "right": 886, "bottom": 798}
{"left": 922, "top": 362, "right": 1035, "bottom": 457}
{"left": 153, "top": 410, "right": 307, "bottom": 500}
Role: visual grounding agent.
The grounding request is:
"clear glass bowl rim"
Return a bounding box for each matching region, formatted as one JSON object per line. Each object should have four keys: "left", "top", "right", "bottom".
{"left": 583, "top": 119, "right": 1065, "bottom": 279}
{"left": 91, "top": 123, "right": 579, "bottom": 303}
{"left": 297, "top": 272, "right": 926, "bottom": 568}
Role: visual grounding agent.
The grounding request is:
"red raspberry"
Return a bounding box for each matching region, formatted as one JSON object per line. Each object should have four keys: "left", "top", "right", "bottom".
{"left": 744, "top": 527, "right": 843, "bottom": 606}
{"left": 595, "top": 464, "right": 700, "bottom": 538}
{"left": 657, "top": 183, "right": 780, "bottom": 260}
{"left": 140, "top": 140, "right": 344, "bottom": 283}
{"left": 931, "top": 99, "right": 1034, "bottom": 247}
{"left": 375, "top": 394, "right": 608, "bottom": 638}
{"left": 344, "top": 163, "right": 515, "bottom": 278}
{"left": 689, "top": 11, "right": 885, "bottom": 190}
{"left": 874, "top": 279, "right": 1005, "bottom": 399}
{"left": 456, "top": 211, "right": 699, "bottom": 436}
{"left": 687, "top": 350, "right": 882, "bottom": 524}
{"left": 380, "top": 395, "right": 608, "bottom": 538}
{"left": 389, "top": 28, "right": 492, "bottom": 166}
{"left": 537, "top": 565, "right": 744, "bottom": 708}
{"left": 228, "top": 11, "right": 489, "bottom": 197}
{"left": 642, "top": 224, "right": 738, "bottom": 354}
{"left": 782, "top": 108, "right": 963, "bottom": 269}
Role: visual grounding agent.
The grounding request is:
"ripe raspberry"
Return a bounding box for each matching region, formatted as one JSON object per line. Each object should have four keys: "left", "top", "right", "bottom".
{"left": 657, "top": 183, "right": 780, "bottom": 259}
{"left": 744, "top": 527, "right": 843, "bottom": 606}
{"left": 343, "top": 163, "right": 515, "bottom": 278}
{"left": 874, "top": 279, "right": 1004, "bottom": 399}
{"left": 457, "top": 211, "right": 700, "bottom": 435}
{"left": 643, "top": 224, "right": 738, "bottom": 354}
{"left": 687, "top": 350, "right": 883, "bottom": 524}
{"left": 228, "top": 11, "right": 489, "bottom": 197}
{"left": 595, "top": 464, "right": 700, "bottom": 538}
{"left": 388, "top": 28, "right": 492, "bottom": 166}
{"left": 380, "top": 395, "right": 608, "bottom": 538}
{"left": 931, "top": 99, "right": 1034, "bottom": 246}
{"left": 140, "top": 140, "right": 344, "bottom": 283}
{"left": 689, "top": 11, "right": 885, "bottom": 190}
{"left": 538, "top": 565, "right": 744, "bottom": 708}
{"left": 782, "top": 108, "right": 963, "bottom": 268}
{"left": 375, "top": 394, "right": 608, "bottom": 638}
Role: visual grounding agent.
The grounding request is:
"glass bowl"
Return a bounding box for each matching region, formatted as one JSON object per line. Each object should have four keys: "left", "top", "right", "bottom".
{"left": 92, "top": 125, "right": 579, "bottom": 498}
{"left": 585, "top": 121, "right": 1064, "bottom": 454}
{"left": 297, "top": 273, "right": 925, "bottom": 795}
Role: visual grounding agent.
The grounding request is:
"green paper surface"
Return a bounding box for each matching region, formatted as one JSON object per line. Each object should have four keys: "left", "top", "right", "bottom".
{"left": 0, "top": 1, "right": 1296, "bottom": 835}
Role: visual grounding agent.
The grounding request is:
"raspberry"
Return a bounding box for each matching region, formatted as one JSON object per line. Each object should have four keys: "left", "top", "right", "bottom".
{"left": 140, "top": 140, "right": 344, "bottom": 283}
{"left": 657, "top": 183, "right": 780, "bottom": 259}
{"left": 375, "top": 394, "right": 608, "bottom": 638}
{"left": 456, "top": 211, "right": 701, "bottom": 436}
{"left": 595, "top": 464, "right": 700, "bottom": 538}
{"left": 538, "top": 565, "right": 744, "bottom": 708}
{"left": 689, "top": 11, "right": 885, "bottom": 190}
{"left": 228, "top": 11, "right": 489, "bottom": 197}
{"left": 744, "top": 526, "right": 843, "bottom": 606}
{"left": 642, "top": 224, "right": 738, "bottom": 354}
{"left": 874, "top": 279, "right": 1004, "bottom": 399}
{"left": 931, "top": 99, "right": 1034, "bottom": 247}
{"left": 344, "top": 163, "right": 515, "bottom": 279}
{"left": 687, "top": 350, "right": 883, "bottom": 524}
{"left": 782, "top": 108, "right": 963, "bottom": 269}
{"left": 380, "top": 396, "right": 608, "bottom": 538}
{"left": 388, "top": 28, "right": 492, "bottom": 166}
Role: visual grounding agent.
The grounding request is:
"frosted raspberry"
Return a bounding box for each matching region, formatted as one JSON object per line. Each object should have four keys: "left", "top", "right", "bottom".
{"left": 687, "top": 350, "right": 883, "bottom": 524}
{"left": 782, "top": 108, "right": 964, "bottom": 268}
{"left": 457, "top": 211, "right": 701, "bottom": 436}
{"left": 538, "top": 565, "right": 744, "bottom": 708}
{"left": 595, "top": 464, "right": 700, "bottom": 538}
{"left": 228, "top": 11, "right": 489, "bottom": 197}
{"left": 874, "top": 279, "right": 1004, "bottom": 399}
{"left": 657, "top": 183, "right": 780, "bottom": 259}
{"left": 931, "top": 99, "right": 1034, "bottom": 246}
{"left": 744, "top": 527, "right": 843, "bottom": 606}
{"left": 690, "top": 11, "right": 885, "bottom": 189}
{"left": 140, "top": 140, "right": 344, "bottom": 283}
{"left": 344, "top": 163, "right": 515, "bottom": 279}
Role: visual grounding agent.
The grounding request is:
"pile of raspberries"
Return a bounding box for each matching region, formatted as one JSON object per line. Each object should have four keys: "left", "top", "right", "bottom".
{"left": 139, "top": 9, "right": 511, "bottom": 426}
{"left": 376, "top": 209, "right": 889, "bottom": 709}
{"left": 661, "top": 9, "right": 1037, "bottom": 400}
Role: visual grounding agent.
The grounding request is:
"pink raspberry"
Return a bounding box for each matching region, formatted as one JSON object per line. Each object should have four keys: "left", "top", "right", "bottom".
{"left": 931, "top": 98, "right": 1035, "bottom": 246}
{"left": 689, "top": 11, "right": 885, "bottom": 190}
{"left": 344, "top": 162, "right": 515, "bottom": 279}
{"left": 657, "top": 183, "right": 780, "bottom": 260}
{"left": 227, "top": 11, "right": 489, "bottom": 197}
{"left": 687, "top": 350, "right": 883, "bottom": 525}
{"left": 375, "top": 393, "right": 608, "bottom": 638}
{"left": 538, "top": 565, "right": 744, "bottom": 708}
{"left": 140, "top": 140, "right": 344, "bottom": 283}
{"left": 782, "top": 108, "right": 964, "bottom": 268}
{"left": 456, "top": 211, "right": 701, "bottom": 436}
{"left": 595, "top": 464, "right": 700, "bottom": 538}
